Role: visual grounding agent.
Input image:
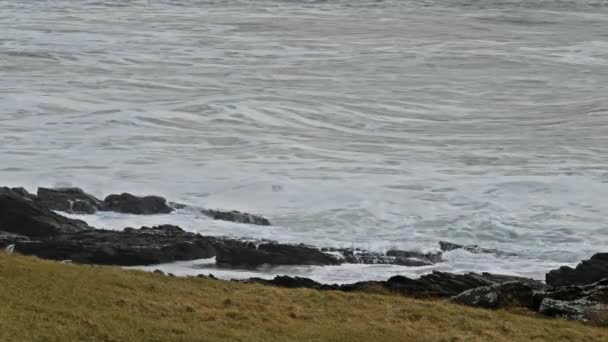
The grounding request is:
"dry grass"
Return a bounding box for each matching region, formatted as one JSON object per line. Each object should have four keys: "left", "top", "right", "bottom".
{"left": 0, "top": 253, "right": 605, "bottom": 342}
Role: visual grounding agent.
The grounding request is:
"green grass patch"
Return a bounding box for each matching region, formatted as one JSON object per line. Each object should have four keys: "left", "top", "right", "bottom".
{"left": 0, "top": 253, "right": 605, "bottom": 341}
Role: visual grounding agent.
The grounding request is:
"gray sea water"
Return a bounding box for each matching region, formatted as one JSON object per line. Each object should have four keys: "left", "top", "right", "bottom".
{"left": 2, "top": 0, "right": 608, "bottom": 283}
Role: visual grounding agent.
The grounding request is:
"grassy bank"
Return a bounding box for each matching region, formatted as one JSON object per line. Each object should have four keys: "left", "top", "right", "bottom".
{"left": 0, "top": 253, "right": 605, "bottom": 341}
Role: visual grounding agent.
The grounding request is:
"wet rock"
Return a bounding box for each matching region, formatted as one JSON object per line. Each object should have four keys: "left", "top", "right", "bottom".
{"left": 201, "top": 209, "right": 271, "bottom": 226}
{"left": 439, "top": 241, "right": 517, "bottom": 257}
{"left": 215, "top": 241, "right": 340, "bottom": 267}
{"left": 546, "top": 253, "right": 608, "bottom": 287}
{"left": 387, "top": 249, "right": 443, "bottom": 265}
{"left": 104, "top": 193, "right": 173, "bottom": 215}
{"left": 321, "top": 248, "right": 442, "bottom": 267}
{"left": 36, "top": 187, "right": 105, "bottom": 214}
{"left": 451, "top": 281, "right": 545, "bottom": 309}
{"left": 10, "top": 187, "right": 36, "bottom": 200}
{"left": 14, "top": 225, "right": 217, "bottom": 266}
{"left": 539, "top": 298, "right": 608, "bottom": 323}
{"left": 0, "top": 188, "right": 92, "bottom": 238}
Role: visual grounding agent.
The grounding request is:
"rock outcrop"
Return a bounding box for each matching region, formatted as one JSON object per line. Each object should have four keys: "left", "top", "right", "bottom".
{"left": 546, "top": 253, "right": 608, "bottom": 287}
{"left": 36, "top": 187, "right": 106, "bottom": 214}
{"left": 14, "top": 225, "right": 218, "bottom": 266}
{"left": 439, "top": 241, "right": 517, "bottom": 257}
{"left": 103, "top": 193, "right": 174, "bottom": 215}
{"left": 451, "top": 281, "right": 546, "bottom": 309}
{"left": 201, "top": 209, "right": 271, "bottom": 226}
{"left": 539, "top": 298, "right": 608, "bottom": 323}
{"left": 0, "top": 187, "right": 92, "bottom": 238}
{"left": 6, "top": 185, "right": 274, "bottom": 226}
{"left": 216, "top": 241, "right": 341, "bottom": 267}
{"left": 238, "top": 272, "right": 532, "bottom": 299}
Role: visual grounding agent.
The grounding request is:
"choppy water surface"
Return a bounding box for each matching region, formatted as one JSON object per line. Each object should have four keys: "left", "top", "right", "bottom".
{"left": 2, "top": 0, "right": 608, "bottom": 282}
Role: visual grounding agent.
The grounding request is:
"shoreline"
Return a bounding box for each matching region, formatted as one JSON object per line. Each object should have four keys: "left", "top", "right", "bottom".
{"left": 1, "top": 185, "right": 607, "bottom": 324}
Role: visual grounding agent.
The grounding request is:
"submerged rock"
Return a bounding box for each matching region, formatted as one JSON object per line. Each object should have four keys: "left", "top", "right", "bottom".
{"left": 36, "top": 187, "right": 105, "bottom": 214}
{"left": 14, "top": 225, "right": 217, "bottom": 266}
{"left": 103, "top": 193, "right": 174, "bottom": 215}
{"left": 320, "top": 248, "right": 442, "bottom": 267}
{"left": 439, "top": 241, "right": 517, "bottom": 257}
{"left": 201, "top": 209, "right": 271, "bottom": 226}
{"left": 0, "top": 187, "right": 92, "bottom": 238}
{"left": 546, "top": 253, "right": 608, "bottom": 287}
{"left": 216, "top": 240, "right": 341, "bottom": 267}
{"left": 451, "top": 281, "right": 545, "bottom": 309}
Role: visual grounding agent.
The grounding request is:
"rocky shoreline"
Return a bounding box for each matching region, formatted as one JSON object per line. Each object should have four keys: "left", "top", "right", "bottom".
{"left": 1, "top": 185, "right": 607, "bottom": 324}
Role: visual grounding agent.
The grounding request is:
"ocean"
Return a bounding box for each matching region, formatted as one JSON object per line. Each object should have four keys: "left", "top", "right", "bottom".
{"left": 2, "top": 0, "right": 608, "bottom": 283}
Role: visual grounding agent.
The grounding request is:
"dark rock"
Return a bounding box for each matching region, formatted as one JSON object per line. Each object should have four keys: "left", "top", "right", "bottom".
{"left": 14, "top": 225, "right": 217, "bottom": 266}
{"left": 320, "top": 248, "right": 441, "bottom": 267}
{"left": 248, "top": 276, "right": 324, "bottom": 289}
{"left": 242, "top": 276, "right": 341, "bottom": 291}
{"left": 153, "top": 269, "right": 165, "bottom": 275}
{"left": 0, "top": 231, "right": 30, "bottom": 248}
{"left": 36, "top": 187, "right": 105, "bottom": 214}
{"left": 539, "top": 298, "right": 608, "bottom": 323}
{"left": 533, "top": 286, "right": 586, "bottom": 309}
{"left": 215, "top": 241, "right": 340, "bottom": 267}
{"left": 451, "top": 281, "right": 545, "bottom": 309}
{"left": 439, "top": 241, "right": 466, "bottom": 252}
{"left": 10, "top": 187, "right": 36, "bottom": 200}
{"left": 0, "top": 188, "right": 92, "bottom": 238}
{"left": 237, "top": 272, "right": 538, "bottom": 300}
{"left": 439, "top": 241, "right": 517, "bottom": 257}
{"left": 104, "top": 193, "right": 173, "bottom": 215}
{"left": 196, "top": 273, "right": 217, "bottom": 280}
{"left": 382, "top": 272, "right": 533, "bottom": 298}
{"left": 546, "top": 253, "right": 608, "bottom": 287}
{"left": 201, "top": 209, "right": 271, "bottom": 226}
{"left": 534, "top": 278, "right": 608, "bottom": 310}
{"left": 387, "top": 249, "right": 443, "bottom": 266}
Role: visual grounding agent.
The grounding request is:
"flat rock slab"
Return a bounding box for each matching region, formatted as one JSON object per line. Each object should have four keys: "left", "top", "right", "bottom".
{"left": 216, "top": 240, "right": 341, "bottom": 267}
{"left": 14, "top": 225, "right": 218, "bottom": 266}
